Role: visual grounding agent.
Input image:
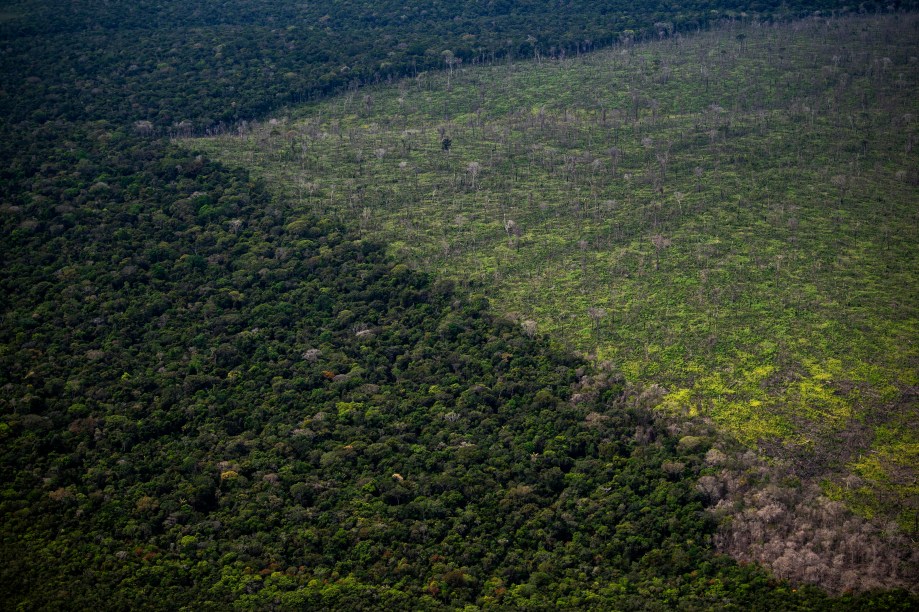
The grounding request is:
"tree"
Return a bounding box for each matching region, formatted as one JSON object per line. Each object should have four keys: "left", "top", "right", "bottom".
{"left": 504, "top": 218, "right": 522, "bottom": 249}
{"left": 466, "top": 161, "right": 482, "bottom": 190}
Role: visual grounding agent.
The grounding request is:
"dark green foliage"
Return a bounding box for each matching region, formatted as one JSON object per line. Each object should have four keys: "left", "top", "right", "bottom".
{"left": 0, "top": 1, "right": 899, "bottom": 128}
{"left": 1, "top": 0, "right": 917, "bottom": 608}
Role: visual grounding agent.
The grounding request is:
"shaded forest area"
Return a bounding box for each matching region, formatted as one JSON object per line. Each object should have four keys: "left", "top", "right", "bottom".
{"left": 1, "top": 0, "right": 917, "bottom": 609}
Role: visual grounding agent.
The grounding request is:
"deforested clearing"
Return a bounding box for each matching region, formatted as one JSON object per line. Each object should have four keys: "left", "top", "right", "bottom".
{"left": 191, "top": 14, "right": 919, "bottom": 592}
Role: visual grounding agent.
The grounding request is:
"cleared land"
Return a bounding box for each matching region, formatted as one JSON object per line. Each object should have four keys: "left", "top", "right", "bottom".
{"left": 190, "top": 15, "right": 919, "bottom": 527}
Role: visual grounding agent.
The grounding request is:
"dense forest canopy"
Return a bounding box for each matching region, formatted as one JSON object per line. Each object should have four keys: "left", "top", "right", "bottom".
{"left": 1, "top": 0, "right": 917, "bottom": 608}
{"left": 0, "top": 1, "right": 908, "bottom": 127}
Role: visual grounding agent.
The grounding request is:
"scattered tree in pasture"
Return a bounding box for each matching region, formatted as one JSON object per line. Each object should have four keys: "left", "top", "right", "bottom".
{"left": 503, "top": 218, "right": 522, "bottom": 249}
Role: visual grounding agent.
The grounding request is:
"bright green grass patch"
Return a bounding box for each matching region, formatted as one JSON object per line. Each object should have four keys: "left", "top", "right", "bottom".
{"left": 188, "top": 15, "right": 919, "bottom": 525}
{"left": 827, "top": 424, "right": 919, "bottom": 528}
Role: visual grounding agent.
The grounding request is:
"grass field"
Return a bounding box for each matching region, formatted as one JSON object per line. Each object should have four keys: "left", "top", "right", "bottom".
{"left": 188, "top": 14, "right": 918, "bottom": 527}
